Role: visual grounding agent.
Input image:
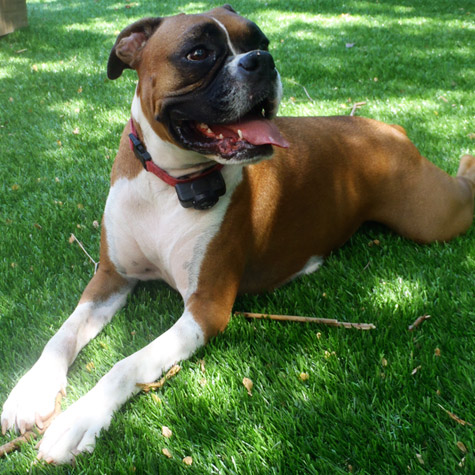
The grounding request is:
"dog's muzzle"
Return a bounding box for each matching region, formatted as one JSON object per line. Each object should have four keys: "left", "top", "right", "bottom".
{"left": 163, "top": 50, "right": 288, "bottom": 163}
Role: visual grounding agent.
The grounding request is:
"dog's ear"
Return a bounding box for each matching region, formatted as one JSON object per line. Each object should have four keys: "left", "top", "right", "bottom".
{"left": 107, "top": 17, "right": 162, "bottom": 80}
{"left": 221, "top": 4, "right": 237, "bottom": 13}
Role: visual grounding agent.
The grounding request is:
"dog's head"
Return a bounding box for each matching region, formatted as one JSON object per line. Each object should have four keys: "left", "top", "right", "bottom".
{"left": 107, "top": 5, "right": 287, "bottom": 164}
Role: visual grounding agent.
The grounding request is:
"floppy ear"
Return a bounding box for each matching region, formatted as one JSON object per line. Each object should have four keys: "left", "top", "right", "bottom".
{"left": 107, "top": 17, "right": 162, "bottom": 80}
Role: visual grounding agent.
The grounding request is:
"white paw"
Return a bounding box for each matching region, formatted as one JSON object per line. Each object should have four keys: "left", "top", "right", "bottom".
{"left": 38, "top": 391, "right": 113, "bottom": 464}
{"left": 1, "top": 360, "right": 66, "bottom": 434}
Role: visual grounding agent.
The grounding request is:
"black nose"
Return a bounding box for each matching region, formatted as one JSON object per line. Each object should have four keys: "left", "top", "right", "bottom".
{"left": 238, "top": 51, "right": 276, "bottom": 79}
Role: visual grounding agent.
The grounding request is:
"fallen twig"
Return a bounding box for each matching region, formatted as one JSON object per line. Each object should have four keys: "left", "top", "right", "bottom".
{"left": 437, "top": 404, "right": 473, "bottom": 427}
{"left": 0, "top": 392, "right": 63, "bottom": 457}
{"left": 350, "top": 101, "right": 367, "bottom": 116}
{"left": 69, "top": 233, "right": 99, "bottom": 274}
{"left": 0, "top": 432, "right": 36, "bottom": 457}
{"left": 408, "top": 314, "right": 431, "bottom": 331}
{"left": 235, "top": 312, "right": 375, "bottom": 330}
{"left": 136, "top": 365, "right": 181, "bottom": 392}
{"left": 301, "top": 85, "right": 314, "bottom": 103}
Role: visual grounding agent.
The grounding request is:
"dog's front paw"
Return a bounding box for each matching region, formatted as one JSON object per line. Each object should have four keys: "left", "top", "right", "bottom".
{"left": 1, "top": 361, "right": 66, "bottom": 435}
{"left": 37, "top": 391, "right": 113, "bottom": 464}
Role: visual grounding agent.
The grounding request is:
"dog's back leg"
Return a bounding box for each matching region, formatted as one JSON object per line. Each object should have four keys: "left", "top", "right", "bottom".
{"left": 1, "top": 251, "right": 135, "bottom": 436}
{"left": 370, "top": 152, "right": 475, "bottom": 243}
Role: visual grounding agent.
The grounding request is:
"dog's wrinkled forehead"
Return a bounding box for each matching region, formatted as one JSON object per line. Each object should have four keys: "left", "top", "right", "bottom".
{"left": 206, "top": 7, "right": 270, "bottom": 53}
{"left": 154, "top": 8, "right": 269, "bottom": 58}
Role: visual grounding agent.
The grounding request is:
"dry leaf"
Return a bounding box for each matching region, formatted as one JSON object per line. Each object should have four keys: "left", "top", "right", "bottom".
{"left": 299, "top": 372, "right": 309, "bottom": 381}
{"left": 459, "top": 456, "right": 466, "bottom": 468}
{"left": 86, "top": 361, "right": 95, "bottom": 372}
{"left": 242, "top": 377, "right": 253, "bottom": 396}
{"left": 166, "top": 365, "right": 181, "bottom": 378}
{"left": 73, "top": 127, "right": 80, "bottom": 135}
{"left": 161, "top": 426, "right": 172, "bottom": 438}
{"left": 11, "top": 184, "right": 19, "bottom": 191}
{"left": 77, "top": 86, "right": 83, "bottom": 93}
{"left": 434, "top": 348, "right": 441, "bottom": 356}
{"left": 151, "top": 393, "right": 161, "bottom": 403}
{"left": 68, "top": 234, "right": 75, "bottom": 244}
{"left": 199, "top": 359, "right": 205, "bottom": 372}
{"left": 183, "top": 456, "right": 193, "bottom": 465}
{"left": 136, "top": 365, "right": 181, "bottom": 392}
{"left": 162, "top": 448, "right": 172, "bottom": 458}
{"left": 381, "top": 358, "right": 388, "bottom": 367}
{"left": 416, "top": 453, "right": 424, "bottom": 465}
{"left": 408, "top": 315, "right": 431, "bottom": 331}
{"left": 456, "top": 441, "right": 467, "bottom": 453}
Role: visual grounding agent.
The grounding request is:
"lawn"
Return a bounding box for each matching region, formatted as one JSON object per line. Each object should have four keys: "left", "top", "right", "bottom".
{"left": 0, "top": 0, "right": 474, "bottom": 473}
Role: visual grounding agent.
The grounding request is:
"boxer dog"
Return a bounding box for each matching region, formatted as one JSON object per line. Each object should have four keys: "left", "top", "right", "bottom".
{"left": 2, "top": 5, "right": 474, "bottom": 464}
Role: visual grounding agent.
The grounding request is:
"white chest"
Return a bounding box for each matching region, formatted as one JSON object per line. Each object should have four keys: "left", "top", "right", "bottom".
{"left": 103, "top": 167, "right": 242, "bottom": 299}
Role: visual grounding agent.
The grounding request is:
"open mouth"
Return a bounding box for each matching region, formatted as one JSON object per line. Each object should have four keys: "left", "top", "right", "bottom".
{"left": 169, "top": 100, "right": 289, "bottom": 161}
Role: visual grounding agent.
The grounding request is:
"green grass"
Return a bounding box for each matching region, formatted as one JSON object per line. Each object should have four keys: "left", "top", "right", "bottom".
{"left": 0, "top": 0, "right": 474, "bottom": 473}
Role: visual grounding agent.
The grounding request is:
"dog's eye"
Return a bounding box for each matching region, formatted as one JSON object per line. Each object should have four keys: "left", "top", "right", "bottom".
{"left": 187, "top": 47, "right": 211, "bottom": 61}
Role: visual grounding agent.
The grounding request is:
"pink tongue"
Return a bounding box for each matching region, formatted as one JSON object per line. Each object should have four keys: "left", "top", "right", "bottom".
{"left": 211, "top": 119, "right": 289, "bottom": 148}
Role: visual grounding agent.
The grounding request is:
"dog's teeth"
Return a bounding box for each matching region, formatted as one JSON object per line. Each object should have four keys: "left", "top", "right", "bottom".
{"left": 198, "top": 122, "right": 208, "bottom": 130}
{"left": 217, "top": 134, "right": 224, "bottom": 139}
{"left": 237, "top": 129, "right": 243, "bottom": 139}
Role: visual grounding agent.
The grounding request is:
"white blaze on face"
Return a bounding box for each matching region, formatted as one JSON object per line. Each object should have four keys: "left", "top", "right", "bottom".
{"left": 209, "top": 17, "right": 239, "bottom": 55}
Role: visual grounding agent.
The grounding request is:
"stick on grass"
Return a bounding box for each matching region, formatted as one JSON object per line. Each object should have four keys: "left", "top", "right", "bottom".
{"left": 69, "top": 233, "right": 99, "bottom": 274}
{"left": 437, "top": 403, "right": 473, "bottom": 427}
{"left": 235, "top": 312, "right": 376, "bottom": 330}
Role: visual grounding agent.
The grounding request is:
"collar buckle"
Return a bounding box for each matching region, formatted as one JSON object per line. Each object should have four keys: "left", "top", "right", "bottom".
{"left": 129, "top": 132, "right": 152, "bottom": 169}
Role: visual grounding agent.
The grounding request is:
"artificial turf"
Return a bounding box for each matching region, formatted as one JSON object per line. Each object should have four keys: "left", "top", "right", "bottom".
{"left": 0, "top": 0, "right": 473, "bottom": 473}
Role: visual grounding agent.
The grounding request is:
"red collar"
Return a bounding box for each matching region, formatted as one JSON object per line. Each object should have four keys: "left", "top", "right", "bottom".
{"left": 128, "top": 118, "right": 223, "bottom": 186}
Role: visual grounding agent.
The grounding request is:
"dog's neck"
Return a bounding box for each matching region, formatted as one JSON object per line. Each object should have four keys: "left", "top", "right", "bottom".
{"left": 130, "top": 92, "right": 217, "bottom": 178}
